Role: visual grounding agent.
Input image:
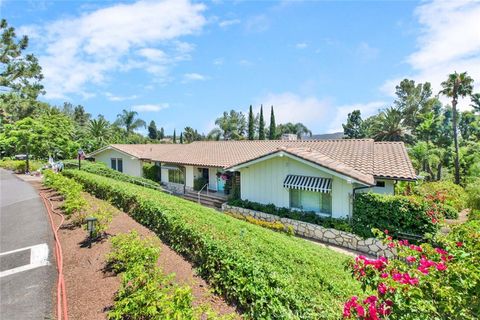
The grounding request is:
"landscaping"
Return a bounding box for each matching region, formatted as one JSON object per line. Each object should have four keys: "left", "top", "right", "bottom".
{"left": 63, "top": 169, "right": 362, "bottom": 319}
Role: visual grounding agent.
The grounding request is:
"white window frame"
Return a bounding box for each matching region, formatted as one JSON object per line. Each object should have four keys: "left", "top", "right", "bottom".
{"left": 110, "top": 158, "right": 123, "bottom": 173}
{"left": 289, "top": 189, "right": 332, "bottom": 215}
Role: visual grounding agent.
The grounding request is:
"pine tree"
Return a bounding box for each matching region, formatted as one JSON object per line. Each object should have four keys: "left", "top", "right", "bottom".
{"left": 180, "top": 132, "right": 183, "bottom": 144}
{"left": 269, "top": 105, "right": 276, "bottom": 140}
{"left": 258, "top": 105, "right": 265, "bottom": 140}
{"left": 173, "top": 129, "right": 176, "bottom": 144}
{"left": 148, "top": 120, "right": 158, "bottom": 139}
{"left": 248, "top": 105, "right": 254, "bottom": 140}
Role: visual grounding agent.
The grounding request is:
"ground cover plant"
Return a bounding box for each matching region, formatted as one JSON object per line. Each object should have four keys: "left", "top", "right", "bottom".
{"left": 63, "top": 169, "right": 362, "bottom": 319}
{"left": 0, "top": 159, "right": 43, "bottom": 173}
{"left": 227, "top": 198, "right": 353, "bottom": 233}
{"left": 342, "top": 220, "right": 480, "bottom": 320}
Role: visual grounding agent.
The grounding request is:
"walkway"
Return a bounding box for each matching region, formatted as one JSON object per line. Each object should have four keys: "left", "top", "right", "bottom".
{"left": 0, "top": 169, "right": 55, "bottom": 319}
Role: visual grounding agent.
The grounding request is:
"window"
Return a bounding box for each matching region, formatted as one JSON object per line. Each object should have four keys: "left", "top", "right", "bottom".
{"left": 110, "top": 158, "right": 123, "bottom": 173}
{"left": 376, "top": 181, "right": 386, "bottom": 188}
{"left": 289, "top": 189, "right": 332, "bottom": 215}
{"left": 168, "top": 169, "right": 184, "bottom": 184}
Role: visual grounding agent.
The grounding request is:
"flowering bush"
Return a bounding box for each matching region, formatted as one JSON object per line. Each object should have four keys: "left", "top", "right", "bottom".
{"left": 343, "top": 223, "right": 480, "bottom": 319}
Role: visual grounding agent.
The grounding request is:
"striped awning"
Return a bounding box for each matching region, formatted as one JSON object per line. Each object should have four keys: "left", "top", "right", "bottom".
{"left": 283, "top": 175, "right": 332, "bottom": 193}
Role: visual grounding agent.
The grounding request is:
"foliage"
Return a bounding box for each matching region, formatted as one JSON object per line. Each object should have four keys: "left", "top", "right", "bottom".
{"left": 276, "top": 122, "right": 312, "bottom": 139}
{"left": 225, "top": 211, "right": 294, "bottom": 235}
{"left": 193, "top": 176, "right": 208, "bottom": 191}
{"left": 64, "top": 169, "right": 362, "bottom": 319}
{"left": 465, "top": 178, "right": 480, "bottom": 210}
{"left": 115, "top": 109, "right": 146, "bottom": 134}
{"left": 142, "top": 163, "right": 160, "bottom": 182}
{"left": 210, "top": 110, "right": 247, "bottom": 140}
{"left": 147, "top": 120, "right": 157, "bottom": 140}
{"left": 183, "top": 126, "right": 203, "bottom": 143}
{"left": 42, "top": 170, "right": 86, "bottom": 215}
{"left": 343, "top": 222, "right": 480, "bottom": 320}
{"left": 258, "top": 105, "right": 265, "bottom": 140}
{"left": 343, "top": 110, "right": 366, "bottom": 139}
{"left": 0, "top": 159, "right": 42, "bottom": 173}
{"left": 248, "top": 105, "right": 254, "bottom": 140}
{"left": 415, "top": 181, "right": 467, "bottom": 211}
{"left": 228, "top": 198, "right": 353, "bottom": 233}
{"left": 106, "top": 231, "right": 160, "bottom": 274}
{"left": 352, "top": 193, "right": 438, "bottom": 239}
{"left": 63, "top": 160, "right": 163, "bottom": 191}
{"left": 269, "top": 105, "right": 276, "bottom": 140}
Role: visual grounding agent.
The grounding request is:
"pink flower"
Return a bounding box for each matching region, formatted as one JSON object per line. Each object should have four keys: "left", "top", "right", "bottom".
{"left": 355, "top": 305, "right": 365, "bottom": 317}
{"left": 456, "top": 242, "right": 463, "bottom": 247}
{"left": 406, "top": 256, "right": 416, "bottom": 263}
{"left": 388, "top": 242, "right": 395, "bottom": 248}
{"left": 384, "top": 229, "right": 389, "bottom": 235}
{"left": 381, "top": 272, "right": 389, "bottom": 278}
{"left": 399, "top": 239, "right": 409, "bottom": 246}
{"left": 436, "top": 262, "right": 447, "bottom": 271}
{"left": 435, "top": 248, "right": 448, "bottom": 255}
{"left": 378, "top": 283, "right": 387, "bottom": 295}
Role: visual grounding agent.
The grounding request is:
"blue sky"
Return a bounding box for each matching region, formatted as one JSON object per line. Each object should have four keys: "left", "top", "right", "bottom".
{"left": 2, "top": 0, "right": 480, "bottom": 135}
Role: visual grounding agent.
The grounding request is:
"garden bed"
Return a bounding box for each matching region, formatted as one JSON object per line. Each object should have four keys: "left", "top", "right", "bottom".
{"left": 29, "top": 180, "right": 238, "bottom": 320}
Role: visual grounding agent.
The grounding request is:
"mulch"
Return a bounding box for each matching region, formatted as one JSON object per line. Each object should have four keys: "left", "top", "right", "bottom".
{"left": 29, "top": 181, "right": 240, "bottom": 320}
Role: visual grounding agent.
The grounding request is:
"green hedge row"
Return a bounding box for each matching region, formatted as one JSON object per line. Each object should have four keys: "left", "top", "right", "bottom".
{"left": 63, "top": 169, "right": 361, "bottom": 319}
{"left": 352, "top": 193, "right": 439, "bottom": 238}
{"left": 63, "top": 160, "right": 163, "bottom": 191}
{"left": 227, "top": 198, "right": 353, "bottom": 234}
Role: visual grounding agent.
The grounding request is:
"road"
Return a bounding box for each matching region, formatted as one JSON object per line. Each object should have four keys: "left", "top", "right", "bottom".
{"left": 0, "top": 169, "right": 55, "bottom": 320}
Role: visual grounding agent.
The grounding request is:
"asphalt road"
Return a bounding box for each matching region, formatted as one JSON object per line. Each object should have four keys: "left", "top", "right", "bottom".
{"left": 0, "top": 169, "right": 55, "bottom": 320}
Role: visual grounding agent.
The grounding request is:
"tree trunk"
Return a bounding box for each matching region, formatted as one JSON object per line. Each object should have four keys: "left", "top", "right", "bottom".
{"left": 452, "top": 98, "right": 460, "bottom": 184}
{"left": 436, "top": 162, "right": 442, "bottom": 181}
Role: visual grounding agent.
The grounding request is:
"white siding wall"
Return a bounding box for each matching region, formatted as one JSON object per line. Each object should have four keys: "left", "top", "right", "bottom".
{"left": 209, "top": 167, "right": 218, "bottom": 190}
{"left": 357, "top": 179, "right": 395, "bottom": 195}
{"left": 238, "top": 156, "right": 354, "bottom": 218}
{"left": 185, "top": 166, "right": 194, "bottom": 189}
{"left": 94, "top": 149, "right": 143, "bottom": 177}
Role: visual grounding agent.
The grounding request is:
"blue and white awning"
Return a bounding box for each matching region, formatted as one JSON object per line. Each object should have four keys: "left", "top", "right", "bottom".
{"left": 283, "top": 175, "right": 332, "bottom": 193}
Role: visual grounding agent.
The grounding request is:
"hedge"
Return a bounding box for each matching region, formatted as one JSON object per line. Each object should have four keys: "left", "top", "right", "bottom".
{"left": 63, "top": 169, "right": 362, "bottom": 319}
{"left": 63, "top": 160, "right": 163, "bottom": 191}
{"left": 0, "top": 159, "right": 43, "bottom": 173}
{"left": 352, "top": 193, "right": 438, "bottom": 238}
{"left": 142, "top": 163, "right": 160, "bottom": 182}
{"left": 228, "top": 198, "right": 353, "bottom": 234}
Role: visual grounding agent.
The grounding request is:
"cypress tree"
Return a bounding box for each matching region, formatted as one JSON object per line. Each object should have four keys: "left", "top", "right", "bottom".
{"left": 258, "top": 105, "right": 265, "bottom": 140}
{"left": 148, "top": 120, "right": 158, "bottom": 140}
{"left": 173, "top": 129, "right": 176, "bottom": 144}
{"left": 248, "top": 105, "right": 254, "bottom": 140}
{"left": 269, "top": 105, "right": 276, "bottom": 140}
{"left": 180, "top": 132, "right": 183, "bottom": 144}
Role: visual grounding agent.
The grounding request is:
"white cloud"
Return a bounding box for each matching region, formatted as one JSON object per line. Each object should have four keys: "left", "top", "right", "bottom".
{"left": 183, "top": 73, "right": 207, "bottom": 82}
{"left": 295, "top": 42, "right": 308, "bottom": 49}
{"left": 132, "top": 103, "right": 169, "bottom": 112}
{"left": 219, "top": 19, "right": 240, "bottom": 28}
{"left": 213, "top": 57, "right": 224, "bottom": 65}
{"left": 356, "top": 42, "right": 379, "bottom": 61}
{"left": 25, "top": 0, "right": 206, "bottom": 99}
{"left": 382, "top": 0, "right": 480, "bottom": 110}
{"left": 105, "top": 92, "right": 139, "bottom": 102}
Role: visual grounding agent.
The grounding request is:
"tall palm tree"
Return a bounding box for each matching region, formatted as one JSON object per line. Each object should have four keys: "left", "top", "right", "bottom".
{"left": 88, "top": 117, "right": 110, "bottom": 149}
{"left": 440, "top": 72, "right": 474, "bottom": 184}
{"left": 471, "top": 93, "right": 480, "bottom": 113}
{"left": 115, "top": 109, "right": 146, "bottom": 134}
{"left": 372, "top": 108, "right": 408, "bottom": 141}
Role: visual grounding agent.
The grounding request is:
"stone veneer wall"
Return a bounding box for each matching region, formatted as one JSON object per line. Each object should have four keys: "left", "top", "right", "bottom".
{"left": 222, "top": 204, "right": 394, "bottom": 257}
{"left": 162, "top": 182, "right": 186, "bottom": 194}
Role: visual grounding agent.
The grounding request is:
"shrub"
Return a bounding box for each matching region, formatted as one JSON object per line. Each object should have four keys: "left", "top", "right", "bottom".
{"left": 142, "top": 163, "right": 160, "bottom": 182}
{"left": 106, "top": 231, "right": 160, "bottom": 274}
{"left": 64, "top": 169, "right": 362, "bottom": 319}
{"left": 228, "top": 198, "right": 353, "bottom": 234}
{"left": 352, "top": 193, "right": 438, "bottom": 239}
{"left": 43, "top": 170, "right": 87, "bottom": 215}
{"left": 465, "top": 178, "right": 480, "bottom": 210}
{"left": 63, "top": 159, "right": 163, "bottom": 191}
{"left": 343, "top": 221, "right": 480, "bottom": 319}
{"left": 416, "top": 181, "right": 467, "bottom": 211}
{"left": 225, "top": 212, "right": 294, "bottom": 235}
{"left": 193, "top": 176, "right": 208, "bottom": 191}
{"left": 0, "top": 159, "right": 42, "bottom": 173}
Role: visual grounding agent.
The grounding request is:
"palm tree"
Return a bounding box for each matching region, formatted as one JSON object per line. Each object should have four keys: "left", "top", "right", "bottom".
{"left": 88, "top": 117, "right": 110, "bottom": 149}
{"left": 115, "top": 109, "right": 146, "bottom": 134}
{"left": 440, "top": 72, "right": 474, "bottom": 184}
{"left": 276, "top": 122, "right": 312, "bottom": 139}
{"left": 471, "top": 93, "right": 480, "bottom": 113}
{"left": 372, "top": 107, "right": 409, "bottom": 141}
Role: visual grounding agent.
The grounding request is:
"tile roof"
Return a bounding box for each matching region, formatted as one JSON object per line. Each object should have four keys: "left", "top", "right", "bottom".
{"left": 93, "top": 139, "right": 417, "bottom": 185}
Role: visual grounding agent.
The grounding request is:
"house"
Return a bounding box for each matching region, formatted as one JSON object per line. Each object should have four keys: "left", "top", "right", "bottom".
{"left": 87, "top": 139, "right": 417, "bottom": 218}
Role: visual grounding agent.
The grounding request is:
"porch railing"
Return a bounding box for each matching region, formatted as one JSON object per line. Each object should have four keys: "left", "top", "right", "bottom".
{"left": 197, "top": 183, "right": 209, "bottom": 204}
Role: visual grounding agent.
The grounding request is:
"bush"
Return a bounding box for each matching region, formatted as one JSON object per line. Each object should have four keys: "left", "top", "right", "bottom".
{"left": 343, "top": 220, "right": 480, "bottom": 319}
{"left": 63, "top": 159, "right": 163, "bottom": 191}
{"left": 228, "top": 198, "right": 353, "bottom": 234}
{"left": 465, "top": 178, "right": 480, "bottom": 210}
{"left": 416, "top": 181, "right": 467, "bottom": 211}
{"left": 43, "top": 170, "right": 87, "bottom": 215}
{"left": 64, "top": 169, "right": 362, "bottom": 319}
{"left": 106, "top": 231, "right": 160, "bottom": 274}
{"left": 0, "top": 159, "right": 42, "bottom": 173}
{"left": 193, "top": 176, "right": 208, "bottom": 191}
{"left": 142, "top": 163, "right": 160, "bottom": 182}
{"left": 352, "top": 193, "right": 438, "bottom": 239}
{"left": 225, "top": 212, "right": 294, "bottom": 235}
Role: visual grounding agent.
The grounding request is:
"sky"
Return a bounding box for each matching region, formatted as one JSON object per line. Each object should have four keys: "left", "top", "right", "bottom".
{"left": 2, "top": 0, "right": 480, "bottom": 135}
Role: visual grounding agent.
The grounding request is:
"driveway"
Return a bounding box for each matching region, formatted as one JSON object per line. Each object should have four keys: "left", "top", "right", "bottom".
{"left": 0, "top": 169, "right": 55, "bottom": 319}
